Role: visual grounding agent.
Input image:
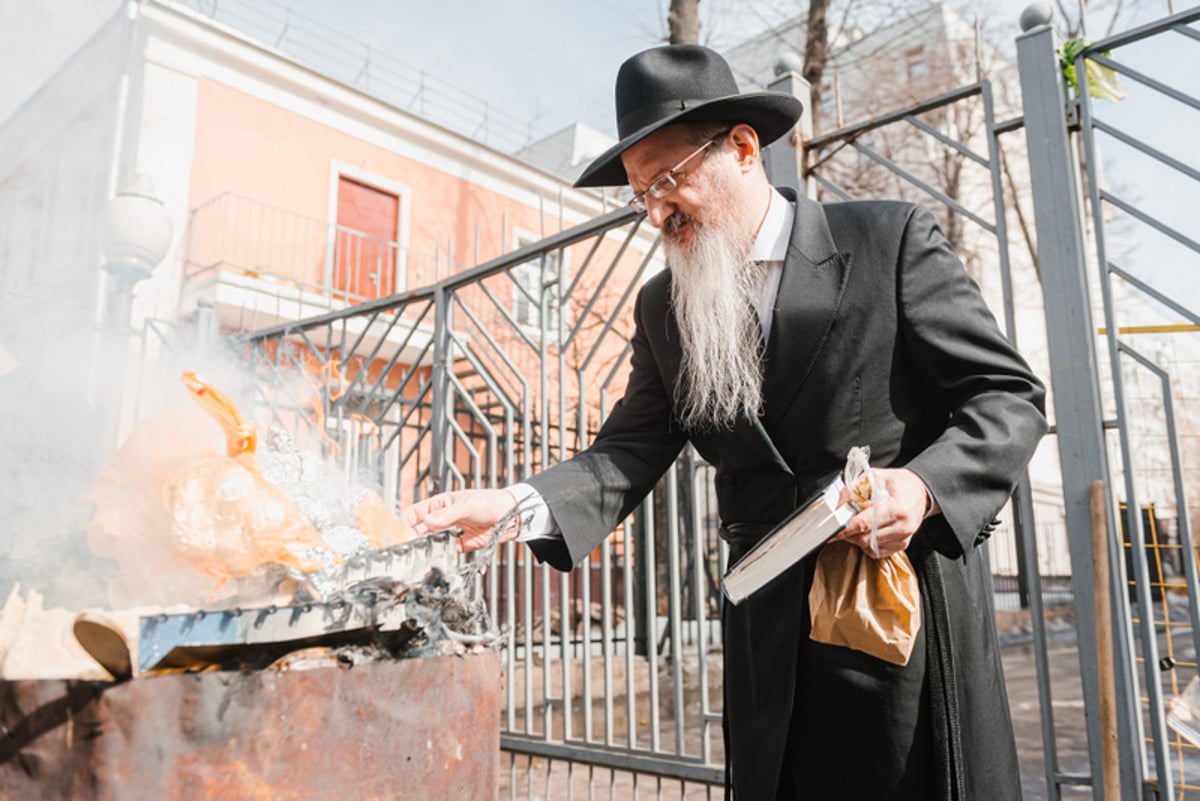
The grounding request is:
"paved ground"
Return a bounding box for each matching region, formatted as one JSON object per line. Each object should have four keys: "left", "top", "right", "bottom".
{"left": 1001, "top": 630, "right": 1092, "bottom": 800}
{"left": 499, "top": 620, "right": 1098, "bottom": 800}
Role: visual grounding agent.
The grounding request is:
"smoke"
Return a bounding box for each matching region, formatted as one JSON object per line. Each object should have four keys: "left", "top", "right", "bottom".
{"left": 0, "top": 0, "right": 272, "bottom": 611}
{"left": 0, "top": 289, "right": 391, "bottom": 613}
{"left": 0, "top": 296, "right": 102, "bottom": 608}
{"left": 0, "top": 0, "right": 127, "bottom": 609}
{"left": 0, "top": 293, "right": 254, "bottom": 610}
{"left": 0, "top": 2, "right": 430, "bottom": 618}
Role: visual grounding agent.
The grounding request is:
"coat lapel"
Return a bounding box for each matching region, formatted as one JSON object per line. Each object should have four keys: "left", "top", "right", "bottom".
{"left": 656, "top": 192, "right": 851, "bottom": 474}
{"left": 761, "top": 192, "right": 854, "bottom": 429}
{"left": 728, "top": 412, "right": 793, "bottom": 475}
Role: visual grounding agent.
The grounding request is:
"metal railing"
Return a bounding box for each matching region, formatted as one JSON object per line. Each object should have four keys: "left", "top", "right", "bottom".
{"left": 184, "top": 192, "right": 461, "bottom": 311}
{"left": 212, "top": 8, "right": 1200, "bottom": 798}
{"left": 222, "top": 59, "right": 1055, "bottom": 801}
{"left": 234, "top": 206, "right": 731, "bottom": 795}
{"left": 804, "top": 67, "right": 1091, "bottom": 801}
{"left": 801, "top": 13, "right": 1198, "bottom": 794}
{"left": 1017, "top": 6, "right": 1200, "bottom": 799}
{"left": 156, "top": 0, "right": 553, "bottom": 154}
{"left": 1072, "top": 9, "right": 1200, "bottom": 800}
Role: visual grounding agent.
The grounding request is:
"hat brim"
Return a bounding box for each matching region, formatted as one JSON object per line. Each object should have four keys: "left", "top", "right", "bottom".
{"left": 573, "top": 92, "right": 804, "bottom": 189}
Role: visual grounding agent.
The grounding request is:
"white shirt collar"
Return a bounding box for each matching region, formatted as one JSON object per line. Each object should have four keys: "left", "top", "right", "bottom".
{"left": 747, "top": 187, "right": 794, "bottom": 263}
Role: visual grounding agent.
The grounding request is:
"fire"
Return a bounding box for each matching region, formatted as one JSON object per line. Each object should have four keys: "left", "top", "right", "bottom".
{"left": 181, "top": 369, "right": 257, "bottom": 456}
{"left": 88, "top": 367, "right": 412, "bottom": 607}
{"left": 88, "top": 373, "right": 330, "bottom": 604}
{"left": 302, "top": 356, "right": 343, "bottom": 455}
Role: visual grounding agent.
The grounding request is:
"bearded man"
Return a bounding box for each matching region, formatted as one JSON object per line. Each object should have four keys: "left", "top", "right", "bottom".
{"left": 404, "top": 44, "right": 1046, "bottom": 800}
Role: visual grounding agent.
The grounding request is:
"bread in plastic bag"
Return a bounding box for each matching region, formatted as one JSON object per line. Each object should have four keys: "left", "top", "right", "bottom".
{"left": 88, "top": 372, "right": 329, "bottom": 605}
{"left": 808, "top": 446, "right": 922, "bottom": 666}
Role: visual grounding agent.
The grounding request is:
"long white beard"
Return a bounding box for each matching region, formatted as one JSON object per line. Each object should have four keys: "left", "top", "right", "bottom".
{"left": 664, "top": 211, "right": 766, "bottom": 432}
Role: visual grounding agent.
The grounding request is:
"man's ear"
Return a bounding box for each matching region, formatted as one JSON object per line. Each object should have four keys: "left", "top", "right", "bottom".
{"left": 728, "top": 124, "right": 761, "bottom": 174}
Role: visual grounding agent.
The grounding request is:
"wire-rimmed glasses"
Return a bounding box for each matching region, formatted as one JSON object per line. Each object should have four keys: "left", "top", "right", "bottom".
{"left": 628, "top": 130, "right": 730, "bottom": 214}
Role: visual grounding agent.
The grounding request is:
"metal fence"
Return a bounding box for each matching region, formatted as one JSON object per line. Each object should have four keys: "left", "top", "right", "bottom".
{"left": 233, "top": 207, "right": 732, "bottom": 797}
{"left": 800, "top": 12, "right": 1200, "bottom": 797}
{"left": 184, "top": 191, "right": 459, "bottom": 315}
{"left": 1004, "top": 6, "right": 1200, "bottom": 800}
{"left": 218, "top": 6, "right": 1200, "bottom": 799}
{"left": 1037, "top": 8, "right": 1200, "bottom": 800}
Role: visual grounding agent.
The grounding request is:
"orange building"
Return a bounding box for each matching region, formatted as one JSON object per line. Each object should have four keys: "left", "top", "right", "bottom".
{"left": 0, "top": 0, "right": 659, "bottom": 449}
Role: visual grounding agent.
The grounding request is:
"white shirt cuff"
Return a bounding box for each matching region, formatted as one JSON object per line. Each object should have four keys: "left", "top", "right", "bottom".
{"left": 506, "top": 482, "right": 563, "bottom": 542}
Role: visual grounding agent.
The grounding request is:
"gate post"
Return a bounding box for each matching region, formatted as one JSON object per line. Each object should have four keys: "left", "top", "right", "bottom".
{"left": 431, "top": 285, "right": 452, "bottom": 492}
{"left": 1015, "top": 5, "right": 1139, "bottom": 799}
{"left": 764, "top": 65, "right": 814, "bottom": 198}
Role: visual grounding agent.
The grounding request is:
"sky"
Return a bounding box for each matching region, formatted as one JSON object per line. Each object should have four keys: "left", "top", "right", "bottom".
{"left": 0, "top": 0, "right": 1079, "bottom": 137}
{"left": 2, "top": 0, "right": 1187, "bottom": 156}
{"left": 0, "top": 0, "right": 1195, "bottom": 314}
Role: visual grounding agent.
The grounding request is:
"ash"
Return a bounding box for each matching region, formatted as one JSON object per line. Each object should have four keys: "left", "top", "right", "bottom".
{"left": 333, "top": 565, "right": 499, "bottom": 659}
{"left": 319, "top": 499, "right": 532, "bottom": 660}
{"left": 135, "top": 430, "right": 525, "bottom": 669}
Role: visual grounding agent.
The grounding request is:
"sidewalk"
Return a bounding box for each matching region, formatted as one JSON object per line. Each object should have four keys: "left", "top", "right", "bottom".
{"left": 1000, "top": 611, "right": 1090, "bottom": 801}
{"left": 499, "top": 611, "right": 1094, "bottom": 800}
{"left": 998, "top": 633, "right": 1094, "bottom": 796}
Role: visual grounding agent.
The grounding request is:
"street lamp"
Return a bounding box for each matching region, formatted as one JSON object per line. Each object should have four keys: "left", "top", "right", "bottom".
{"left": 99, "top": 174, "right": 172, "bottom": 447}
{"left": 101, "top": 173, "right": 172, "bottom": 330}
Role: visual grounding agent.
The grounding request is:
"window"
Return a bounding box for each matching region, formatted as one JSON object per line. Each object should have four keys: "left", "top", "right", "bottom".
{"left": 905, "top": 46, "right": 929, "bottom": 80}
{"left": 511, "top": 232, "right": 566, "bottom": 335}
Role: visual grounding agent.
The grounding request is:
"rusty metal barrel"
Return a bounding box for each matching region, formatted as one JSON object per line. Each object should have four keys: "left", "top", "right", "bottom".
{"left": 0, "top": 651, "right": 500, "bottom": 800}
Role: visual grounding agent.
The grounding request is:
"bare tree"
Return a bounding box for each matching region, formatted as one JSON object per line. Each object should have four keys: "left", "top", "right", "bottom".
{"left": 1051, "top": 0, "right": 1148, "bottom": 38}
{"left": 669, "top": 0, "right": 701, "bottom": 45}
{"left": 802, "top": 0, "right": 832, "bottom": 130}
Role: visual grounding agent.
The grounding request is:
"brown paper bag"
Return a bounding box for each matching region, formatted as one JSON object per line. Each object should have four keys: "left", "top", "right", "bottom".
{"left": 808, "top": 540, "right": 921, "bottom": 666}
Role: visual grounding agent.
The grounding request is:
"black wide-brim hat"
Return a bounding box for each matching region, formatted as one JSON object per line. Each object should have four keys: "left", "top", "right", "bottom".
{"left": 574, "top": 44, "right": 804, "bottom": 188}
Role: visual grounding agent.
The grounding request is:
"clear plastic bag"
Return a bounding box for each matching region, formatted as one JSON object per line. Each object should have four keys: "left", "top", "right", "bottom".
{"left": 88, "top": 373, "right": 330, "bottom": 605}
{"left": 1167, "top": 674, "right": 1200, "bottom": 746}
{"left": 808, "top": 446, "right": 922, "bottom": 666}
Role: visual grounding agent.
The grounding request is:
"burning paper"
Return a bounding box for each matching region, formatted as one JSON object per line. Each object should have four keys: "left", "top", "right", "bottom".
{"left": 88, "top": 371, "right": 413, "bottom": 608}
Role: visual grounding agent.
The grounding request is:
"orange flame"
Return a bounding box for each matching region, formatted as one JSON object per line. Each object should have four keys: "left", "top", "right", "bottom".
{"left": 182, "top": 370, "right": 256, "bottom": 456}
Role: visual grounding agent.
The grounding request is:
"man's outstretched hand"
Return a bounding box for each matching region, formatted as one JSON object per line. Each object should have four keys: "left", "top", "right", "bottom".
{"left": 401, "top": 489, "right": 520, "bottom": 553}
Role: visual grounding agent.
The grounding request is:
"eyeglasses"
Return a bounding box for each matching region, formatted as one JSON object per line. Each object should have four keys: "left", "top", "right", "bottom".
{"left": 628, "top": 130, "right": 730, "bottom": 214}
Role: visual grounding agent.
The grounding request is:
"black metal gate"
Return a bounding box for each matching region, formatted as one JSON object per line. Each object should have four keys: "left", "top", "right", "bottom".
{"left": 233, "top": 7, "right": 1199, "bottom": 798}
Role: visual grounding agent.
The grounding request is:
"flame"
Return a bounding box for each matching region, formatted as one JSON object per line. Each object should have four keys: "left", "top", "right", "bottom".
{"left": 88, "top": 372, "right": 336, "bottom": 605}
{"left": 296, "top": 356, "right": 348, "bottom": 456}
{"left": 182, "top": 370, "right": 256, "bottom": 456}
{"left": 300, "top": 354, "right": 413, "bottom": 548}
{"left": 172, "top": 371, "right": 332, "bottom": 582}
{"left": 325, "top": 356, "right": 348, "bottom": 402}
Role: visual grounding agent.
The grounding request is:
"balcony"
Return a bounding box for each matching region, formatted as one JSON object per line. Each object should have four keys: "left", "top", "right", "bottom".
{"left": 182, "top": 192, "right": 457, "bottom": 360}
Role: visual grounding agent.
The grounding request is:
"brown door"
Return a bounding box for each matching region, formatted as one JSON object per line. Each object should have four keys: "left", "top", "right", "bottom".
{"left": 334, "top": 176, "right": 399, "bottom": 300}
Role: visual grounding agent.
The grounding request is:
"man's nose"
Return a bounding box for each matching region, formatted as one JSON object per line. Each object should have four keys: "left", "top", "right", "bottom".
{"left": 644, "top": 194, "right": 675, "bottom": 228}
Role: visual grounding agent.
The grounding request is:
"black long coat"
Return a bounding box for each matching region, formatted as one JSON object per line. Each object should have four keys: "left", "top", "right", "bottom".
{"left": 528, "top": 192, "right": 1047, "bottom": 800}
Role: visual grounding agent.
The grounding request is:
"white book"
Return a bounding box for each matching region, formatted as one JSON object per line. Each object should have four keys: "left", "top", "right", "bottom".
{"left": 722, "top": 476, "right": 854, "bottom": 605}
